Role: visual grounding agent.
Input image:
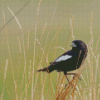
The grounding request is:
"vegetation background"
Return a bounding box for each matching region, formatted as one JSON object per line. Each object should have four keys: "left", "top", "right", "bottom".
{"left": 0, "top": 0, "right": 100, "bottom": 99}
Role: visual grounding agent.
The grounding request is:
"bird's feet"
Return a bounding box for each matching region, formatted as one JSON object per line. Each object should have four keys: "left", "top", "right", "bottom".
{"left": 64, "top": 83, "right": 68, "bottom": 88}
{"left": 64, "top": 83, "right": 77, "bottom": 90}
{"left": 73, "top": 74, "right": 81, "bottom": 80}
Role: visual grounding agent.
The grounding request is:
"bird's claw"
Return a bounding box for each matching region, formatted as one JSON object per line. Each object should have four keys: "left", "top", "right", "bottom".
{"left": 78, "top": 76, "right": 81, "bottom": 80}
{"left": 65, "top": 84, "right": 67, "bottom": 88}
{"left": 73, "top": 74, "right": 81, "bottom": 80}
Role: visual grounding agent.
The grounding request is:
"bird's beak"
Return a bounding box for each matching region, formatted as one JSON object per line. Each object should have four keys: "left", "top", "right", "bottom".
{"left": 70, "top": 43, "right": 73, "bottom": 47}
{"left": 70, "top": 43, "right": 76, "bottom": 47}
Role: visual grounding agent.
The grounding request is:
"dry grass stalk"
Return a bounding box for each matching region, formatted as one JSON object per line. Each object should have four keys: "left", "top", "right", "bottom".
{"left": 41, "top": 73, "right": 48, "bottom": 100}
{"left": 17, "top": 36, "right": 22, "bottom": 83}
{"left": 35, "top": 23, "right": 47, "bottom": 98}
{"left": 18, "top": 60, "right": 32, "bottom": 98}
{"left": 70, "top": 15, "right": 75, "bottom": 40}
{"left": 80, "top": 75, "right": 87, "bottom": 86}
{"left": 17, "top": 36, "right": 21, "bottom": 54}
{"left": 44, "top": 0, "right": 58, "bottom": 51}
{"left": 95, "top": 36, "right": 100, "bottom": 53}
{"left": 55, "top": 75, "right": 79, "bottom": 100}
{"left": 48, "top": 74, "right": 55, "bottom": 94}
{"left": 40, "top": 22, "right": 47, "bottom": 40}
{"left": 7, "top": 6, "right": 28, "bottom": 99}
{"left": 35, "top": 7, "right": 59, "bottom": 98}
{"left": 1, "top": 59, "right": 8, "bottom": 100}
{"left": 36, "top": 39, "right": 45, "bottom": 55}
{"left": 65, "top": 32, "right": 71, "bottom": 50}
{"left": 4, "top": 59, "right": 8, "bottom": 83}
{"left": 1, "top": 88, "right": 4, "bottom": 100}
{"left": 76, "top": 85, "right": 82, "bottom": 99}
{"left": 65, "top": 16, "right": 74, "bottom": 50}
{"left": 14, "top": 80, "right": 18, "bottom": 100}
{"left": 36, "top": 0, "right": 42, "bottom": 16}
{"left": 35, "top": 2, "right": 58, "bottom": 99}
{"left": 90, "top": 11, "right": 94, "bottom": 99}
{"left": 32, "top": 0, "right": 43, "bottom": 99}
{"left": 35, "top": 38, "right": 52, "bottom": 100}
{"left": 53, "top": 24, "right": 61, "bottom": 59}
{"left": 27, "top": 30, "right": 30, "bottom": 51}
{"left": 28, "top": 60, "right": 32, "bottom": 80}
{"left": 45, "top": 24, "right": 61, "bottom": 97}
{"left": 47, "top": 24, "right": 60, "bottom": 54}
{"left": 3, "top": 10, "right": 14, "bottom": 79}
{"left": 7, "top": 7, "right": 22, "bottom": 29}
{"left": 3, "top": 10, "right": 18, "bottom": 99}
{"left": 97, "top": 84, "right": 100, "bottom": 99}
{"left": 32, "top": 20, "right": 37, "bottom": 100}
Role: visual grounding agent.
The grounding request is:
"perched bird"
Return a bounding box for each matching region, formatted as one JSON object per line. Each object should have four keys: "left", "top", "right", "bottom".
{"left": 37, "top": 40, "right": 88, "bottom": 83}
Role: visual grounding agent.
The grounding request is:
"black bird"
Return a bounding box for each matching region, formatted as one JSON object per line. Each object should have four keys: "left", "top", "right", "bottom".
{"left": 37, "top": 40, "right": 88, "bottom": 82}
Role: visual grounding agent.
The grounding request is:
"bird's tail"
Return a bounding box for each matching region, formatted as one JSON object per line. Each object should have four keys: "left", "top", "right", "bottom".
{"left": 37, "top": 66, "right": 54, "bottom": 73}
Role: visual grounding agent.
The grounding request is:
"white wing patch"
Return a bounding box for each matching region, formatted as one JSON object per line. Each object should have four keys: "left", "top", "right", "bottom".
{"left": 55, "top": 55, "right": 72, "bottom": 62}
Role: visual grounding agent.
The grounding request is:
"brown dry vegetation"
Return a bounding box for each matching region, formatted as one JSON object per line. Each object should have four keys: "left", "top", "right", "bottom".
{"left": 0, "top": 0, "right": 100, "bottom": 100}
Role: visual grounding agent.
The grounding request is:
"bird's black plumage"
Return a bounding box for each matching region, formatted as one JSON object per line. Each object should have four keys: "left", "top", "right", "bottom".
{"left": 37, "top": 40, "right": 88, "bottom": 82}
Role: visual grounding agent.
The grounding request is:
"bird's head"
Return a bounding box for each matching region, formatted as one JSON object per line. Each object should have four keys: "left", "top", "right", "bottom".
{"left": 70, "top": 40, "right": 88, "bottom": 53}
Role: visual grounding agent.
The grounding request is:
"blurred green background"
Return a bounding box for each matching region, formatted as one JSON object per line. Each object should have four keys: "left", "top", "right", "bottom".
{"left": 0, "top": 0, "right": 100, "bottom": 99}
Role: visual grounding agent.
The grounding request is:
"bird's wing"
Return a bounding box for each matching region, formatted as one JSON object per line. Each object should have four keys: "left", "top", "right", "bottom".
{"left": 55, "top": 54, "right": 72, "bottom": 62}
{"left": 50, "top": 50, "right": 75, "bottom": 65}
